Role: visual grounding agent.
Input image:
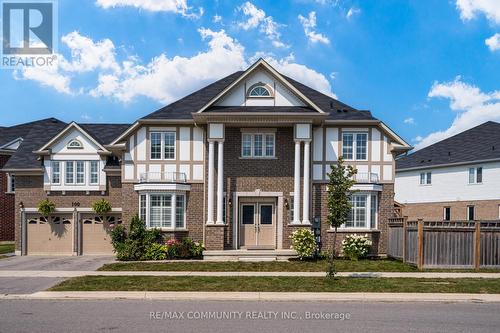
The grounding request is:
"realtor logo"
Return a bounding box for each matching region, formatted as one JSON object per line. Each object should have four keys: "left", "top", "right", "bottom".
{"left": 1, "top": 0, "right": 57, "bottom": 68}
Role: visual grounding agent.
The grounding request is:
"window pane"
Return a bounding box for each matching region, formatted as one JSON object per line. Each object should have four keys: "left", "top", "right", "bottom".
{"left": 265, "top": 134, "right": 274, "bottom": 157}
{"left": 469, "top": 168, "right": 475, "bottom": 184}
{"left": 140, "top": 195, "right": 146, "bottom": 222}
{"left": 164, "top": 132, "right": 176, "bottom": 159}
{"left": 90, "top": 161, "right": 99, "bottom": 184}
{"left": 476, "top": 167, "right": 482, "bottom": 183}
{"left": 150, "top": 195, "right": 161, "bottom": 228}
{"left": 260, "top": 205, "right": 273, "bottom": 225}
{"left": 242, "top": 205, "right": 255, "bottom": 224}
{"left": 444, "top": 207, "right": 451, "bottom": 221}
{"left": 76, "top": 161, "right": 85, "bottom": 184}
{"left": 66, "top": 162, "right": 74, "bottom": 184}
{"left": 354, "top": 196, "right": 367, "bottom": 228}
{"left": 52, "top": 161, "right": 60, "bottom": 184}
{"left": 150, "top": 133, "right": 162, "bottom": 159}
{"left": 370, "top": 194, "right": 377, "bottom": 229}
{"left": 342, "top": 134, "right": 353, "bottom": 160}
{"left": 420, "top": 173, "right": 425, "bottom": 185}
{"left": 254, "top": 134, "right": 263, "bottom": 156}
{"left": 176, "top": 195, "right": 185, "bottom": 228}
{"left": 426, "top": 172, "right": 432, "bottom": 184}
{"left": 161, "top": 195, "right": 172, "bottom": 228}
{"left": 468, "top": 206, "right": 475, "bottom": 221}
{"left": 356, "top": 133, "right": 367, "bottom": 160}
{"left": 242, "top": 134, "right": 252, "bottom": 157}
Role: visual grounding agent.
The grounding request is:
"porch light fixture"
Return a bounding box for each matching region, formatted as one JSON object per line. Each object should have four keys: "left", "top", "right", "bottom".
{"left": 284, "top": 198, "right": 289, "bottom": 210}
{"left": 228, "top": 197, "right": 232, "bottom": 207}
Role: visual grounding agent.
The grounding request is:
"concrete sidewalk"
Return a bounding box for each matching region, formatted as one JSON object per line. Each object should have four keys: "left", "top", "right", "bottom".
{"left": 1, "top": 270, "right": 500, "bottom": 278}
{"left": 2, "top": 291, "right": 500, "bottom": 303}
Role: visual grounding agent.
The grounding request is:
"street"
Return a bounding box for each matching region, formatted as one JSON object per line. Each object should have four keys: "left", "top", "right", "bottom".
{"left": 0, "top": 299, "right": 499, "bottom": 332}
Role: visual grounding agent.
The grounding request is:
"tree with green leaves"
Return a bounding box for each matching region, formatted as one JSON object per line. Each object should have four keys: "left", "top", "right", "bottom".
{"left": 326, "top": 156, "right": 357, "bottom": 278}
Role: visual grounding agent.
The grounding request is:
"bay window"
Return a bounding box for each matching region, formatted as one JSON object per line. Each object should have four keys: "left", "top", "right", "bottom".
{"left": 342, "top": 132, "right": 368, "bottom": 160}
{"left": 150, "top": 131, "right": 176, "bottom": 160}
{"left": 340, "top": 193, "right": 378, "bottom": 230}
{"left": 76, "top": 161, "right": 85, "bottom": 184}
{"left": 241, "top": 132, "right": 275, "bottom": 158}
{"left": 90, "top": 161, "right": 99, "bottom": 185}
{"left": 51, "top": 161, "right": 60, "bottom": 184}
{"left": 139, "top": 192, "right": 186, "bottom": 229}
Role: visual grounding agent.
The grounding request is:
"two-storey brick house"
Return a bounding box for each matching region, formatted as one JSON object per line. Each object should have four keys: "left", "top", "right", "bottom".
{"left": 5, "top": 59, "right": 410, "bottom": 258}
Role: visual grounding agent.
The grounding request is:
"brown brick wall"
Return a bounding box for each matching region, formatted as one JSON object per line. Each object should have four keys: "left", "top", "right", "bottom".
{"left": 15, "top": 175, "right": 123, "bottom": 251}
{"left": 0, "top": 154, "right": 15, "bottom": 242}
{"left": 312, "top": 183, "right": 394, "bottom": 256}
{"left": 205, "top": 224, "right": 226, "bottom": 250}
{"left": 402, "top": 199, "right": 500, "bottom": 221}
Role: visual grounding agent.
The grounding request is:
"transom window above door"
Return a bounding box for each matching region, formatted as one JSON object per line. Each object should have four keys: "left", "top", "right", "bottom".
{"left": 150, "top": 131, "right": 176, "bottom": 160}
{"left": 241, "top": 133, "right": 275, "bottom": 158}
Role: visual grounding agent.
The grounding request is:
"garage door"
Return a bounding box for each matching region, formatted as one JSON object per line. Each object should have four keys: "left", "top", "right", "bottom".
{"left": 27, "top": 215, "right": 73, "bottom": 255}
{"left": 81, "top": 215, "right": 122, "bottom": 255}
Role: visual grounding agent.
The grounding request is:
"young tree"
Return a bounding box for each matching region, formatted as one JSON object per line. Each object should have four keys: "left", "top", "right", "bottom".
{"left": 326, "top": 156, "right": 357, "bottom": 278}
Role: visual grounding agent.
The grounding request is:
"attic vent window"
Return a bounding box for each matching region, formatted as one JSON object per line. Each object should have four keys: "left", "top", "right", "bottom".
{"left": 247, "top": 83, "right": 272, "bottom": 97}
{"left": 67, "top": 139, "right": 83, "bottom": 149}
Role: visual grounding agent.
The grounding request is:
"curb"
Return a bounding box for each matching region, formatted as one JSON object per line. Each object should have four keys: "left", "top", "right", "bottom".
{"left": 1, "top": 291, "right": 500, "bottom": 303}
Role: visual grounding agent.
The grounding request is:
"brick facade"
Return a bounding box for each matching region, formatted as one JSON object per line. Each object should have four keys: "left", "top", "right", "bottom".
{"left": 0, "top": 154, "right": 14, "bottom": 242}
{"left": 402, "top": 199, "right": 500, "bottom": 221}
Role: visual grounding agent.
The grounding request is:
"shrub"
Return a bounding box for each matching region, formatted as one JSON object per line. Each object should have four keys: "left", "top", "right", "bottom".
{"left": 290, "top": 228, "right": 317, "bottom": 260}
{"left": 145, "top": 243, "right": 167, "bottom": 260}
{"left": 92, "top": 199, "right": 112, "bottom": 214}
{"left": 37, "top": 199, "right": 55, "bottom": 217}
{"left": 165, "top": 239, "right": 180, "bottom": 259}
{"left": 341, "top": 234, "right": 372, "bottom": 261}
{"left": 190, "top": 241, "right": 205, "bottom": 258}
{"left": 164, "top": 238, "right": 205, "bottom": 259}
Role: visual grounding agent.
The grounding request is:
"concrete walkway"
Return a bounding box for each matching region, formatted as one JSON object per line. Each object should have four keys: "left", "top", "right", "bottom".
{"left": 2, "top": 291, "right": 500, "bottom": 303}
{"left": 1, "top": 270, "right": 500, "bottom": 278}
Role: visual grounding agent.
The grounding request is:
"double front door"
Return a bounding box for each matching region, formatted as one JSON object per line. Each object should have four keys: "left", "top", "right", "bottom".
{"left": 239, "top": 199, "right": 276, "bottom": 249}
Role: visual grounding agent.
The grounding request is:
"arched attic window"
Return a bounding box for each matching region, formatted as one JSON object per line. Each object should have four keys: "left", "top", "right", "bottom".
{"left": 67, "top": 139, "right": 83, "bottom": 149}
{"left": 247, "top": 83, "right": 273, "bottom": 97}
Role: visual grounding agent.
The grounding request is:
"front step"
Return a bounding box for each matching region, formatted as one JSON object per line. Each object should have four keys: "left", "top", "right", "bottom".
{"left": 203, "top": 249, "right": 296, "bottom": 262}
{"left": 238, "top": 257, "right": 277, "bottom": 262}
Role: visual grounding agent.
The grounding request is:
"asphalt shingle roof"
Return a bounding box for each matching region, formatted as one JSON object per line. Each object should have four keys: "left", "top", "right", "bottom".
{"left": 396, "top": 121, "right": 500, "bottom": 171}
{"left": 79, "top": 123, "right": 131, "bottom": 145}
{"left": 141, "top": 70, "right": 377, "bottom": 121}
{"left": 0, "top": 118, "right": 53, "bottom": 147}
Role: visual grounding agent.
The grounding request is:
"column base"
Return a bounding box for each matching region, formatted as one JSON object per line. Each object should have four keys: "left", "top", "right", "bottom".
{"left": 205, "top": 224, "right": 226, "bottom": 251}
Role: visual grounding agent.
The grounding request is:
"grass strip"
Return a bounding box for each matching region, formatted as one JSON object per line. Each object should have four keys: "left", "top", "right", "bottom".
{"left": 0, "top": 243, "right": 14, "bottom": 255}
{"left": 50, "top": 276, "right": 500, "bottom": 293}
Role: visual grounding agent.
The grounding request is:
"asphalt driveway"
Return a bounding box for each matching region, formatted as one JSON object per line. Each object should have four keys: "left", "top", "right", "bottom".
{"left": 0, "top": 256, "right": 114, "bottom": 294}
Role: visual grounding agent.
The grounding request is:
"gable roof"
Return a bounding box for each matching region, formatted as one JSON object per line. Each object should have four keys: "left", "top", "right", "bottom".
{"left": 2, "top": 118, "right": 67, "bottom": 171}
{"left": 396, "top": 121, "right": 500, "bottom": 171}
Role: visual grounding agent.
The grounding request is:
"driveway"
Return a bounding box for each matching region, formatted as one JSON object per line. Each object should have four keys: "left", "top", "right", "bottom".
{"left": 0, "top": 256, "right": 114, "bottom": 294}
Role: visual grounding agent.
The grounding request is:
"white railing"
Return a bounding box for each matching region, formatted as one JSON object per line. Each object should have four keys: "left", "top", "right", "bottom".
{"left": 354, "top": 172, "right": 379, "bottom": 183}
{"left": 139, "top": 172, "right": 187, "bottom": 183}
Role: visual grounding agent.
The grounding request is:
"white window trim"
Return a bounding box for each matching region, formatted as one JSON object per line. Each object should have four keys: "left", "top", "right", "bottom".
{"left": 468, "top": 167, "right": 483, "bottom": 185}
{"left": 150, "top": 131, "right": 176, "bottom": 161}
{"left": 65, "top": 161, "right": 75, "bottom": 185}
{"left": 240, "top": 132, "right": 276, "bottom": 158}
{"left": 443, "top": 207, "right": 451, "bottom": 221}
{"left": 467, "top": 205, "right": 475, "bottom": 221}
{"left": 246, "top": 83, "right": 274, "bottom": 98}
{"left": 419, "top": 172, "right": 432, "bottom": 186}
{"left": 342, "top": 132, "right": 368, "bottom": 161}
{"left": 51, "top": 161, "right": 61, "bottom": 185}
{"left": 75, "top": 161, "right": 85, "bottom": 185}
{"left": 67, "top": 139, "right": 83, "bottom": 149}
{"left": 89, "top": 160, "right": 99, "bottom": 185}
{"left": 139, "top": 192, "right": 187, "bottom": 230}
{"left": 336, "top": 192, "right": 378, "bottom": 231}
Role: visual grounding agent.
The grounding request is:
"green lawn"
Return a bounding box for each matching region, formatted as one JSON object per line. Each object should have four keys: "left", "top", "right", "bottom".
{"left": 0, "top": 243, "right": 14, "bottom": 255}
{"left": 50, "top": 276, "right": 500, "bottom": 293}
{"left": 99, "top": 259, "right": 419, "bottom": 272}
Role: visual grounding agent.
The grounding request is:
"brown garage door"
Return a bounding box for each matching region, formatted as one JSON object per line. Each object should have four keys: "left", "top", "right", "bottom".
{"left": 81, "top": 215, "right": 122, "bottom": 255}
{"left": 27, "top": 215, "right": 73, "bottom": 255}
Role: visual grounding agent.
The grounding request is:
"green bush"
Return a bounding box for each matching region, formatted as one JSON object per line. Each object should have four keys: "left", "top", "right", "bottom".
{"left": 145, "top": 243, "right": 167, "bottom": 260}
{"left": 37, "top": 199, "right": 55, "bottom": 217}
{"left": 92, "top": 199, "right": 112, "bottom": 214}
{"left": 110, "top": 215, "right": 161, "bottom": 261}
{"left": 290, "top": 228, "right": 317, "bottom": 260}
{"left": 341, "top": 234, "right": 372, "bottom": 261}
{"left": 164, "top": 238, "right": 205, "bottom": 259}
{"left": 190, "top": 240, "right": 205, "bottom": 258}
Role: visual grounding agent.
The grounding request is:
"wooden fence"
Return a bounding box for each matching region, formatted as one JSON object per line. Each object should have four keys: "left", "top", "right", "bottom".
{"left": 387, "top": 217, "right": 500, "bottom": 270}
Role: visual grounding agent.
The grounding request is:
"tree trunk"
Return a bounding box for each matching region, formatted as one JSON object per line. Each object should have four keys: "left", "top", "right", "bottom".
{"left": 327, "top": 226, "right": 338, "bottom": 278}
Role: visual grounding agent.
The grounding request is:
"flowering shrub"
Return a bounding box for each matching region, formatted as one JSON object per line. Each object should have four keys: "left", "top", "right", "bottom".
{"left": 145, "top": 243, "right": 167, "bottom": 260}
{"left": 165, "top": 238, "right": 205, "bottom": 259}
{"left": 290, "top": 228, "right": 317, "bottom": 260}
{"left": 341, "top": 234, "right": 372, "bottom": 261}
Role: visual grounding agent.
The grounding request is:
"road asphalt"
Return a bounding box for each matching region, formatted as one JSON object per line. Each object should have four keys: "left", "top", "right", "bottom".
{"left": 1, "top": 299, "right": 499, "bottom": 332}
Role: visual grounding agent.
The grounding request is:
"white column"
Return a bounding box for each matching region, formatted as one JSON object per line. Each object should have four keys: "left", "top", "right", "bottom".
{"left": 302, "top": 141, "right": 311, "bottom": 224}
{"left": 216, "top": 141, "right": 224, "bottom": 224}
{"left": 293, "top": 140, "right": 301, "bottom": 224}
{"left": 207, "top": 141, "right": 215, "bottom": 224}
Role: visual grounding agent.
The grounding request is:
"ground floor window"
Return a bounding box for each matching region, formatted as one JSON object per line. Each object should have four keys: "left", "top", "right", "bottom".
{"left": 139, "top": 192, "right": 186, "bottom": 229}
{"left": 341, "top": 193, "right": 378, "bottom": 230}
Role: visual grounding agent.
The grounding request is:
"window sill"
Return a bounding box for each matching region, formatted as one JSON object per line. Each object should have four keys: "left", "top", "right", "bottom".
{"left": 239, "top": 156, "right": 277, "bottom": 160}
{"left": 468, "top": 183, "right": 483, "bottom": 185}
{"left": 147, "top": 228, "right": 188, "bottom": 232}
{"left": 328, "top": 229, "right": 380, "bottom": 233}
{"left": 287, "top": 223, "right": 312, "bottom": 227}
{"left": 5, "top": 191, "right": 15, "bottom": 195}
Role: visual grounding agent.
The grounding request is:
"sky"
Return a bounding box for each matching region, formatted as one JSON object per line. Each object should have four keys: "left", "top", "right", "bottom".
{"left": 0, "top": 0, "right": 499, "bottom": 150}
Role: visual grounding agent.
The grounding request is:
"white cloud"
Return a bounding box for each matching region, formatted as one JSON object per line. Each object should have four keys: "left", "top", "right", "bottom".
{"left": 414, "top": 77, "right": 500, "bottom": 149}
{"left": 237, "top": 2, "right": 288, "bottom": 48}
{"left": 95, "top": 0, "right": 203, "bottom": 18}
{"left": 298, "top": 11, "right": 330, "bottom": 44}
{"left": 455, "top": 0, "right": 500, "bottom": 24}
{"left": 14, "top": 65, "right": 73, "bottom": 95}
{"left": 212, "top": 14, "right": 222, "bottom": 23}
{"left": 404, "top": 117, "right": 415, "bottom": 125}
{"left": 346, "top": 7, "right": 360, "bottom": 19}
{"left": 413, "top": 135, "right": 423, "bottom": 143}
{"left": 485, "top": 33, "right": 500, "bottom": 51}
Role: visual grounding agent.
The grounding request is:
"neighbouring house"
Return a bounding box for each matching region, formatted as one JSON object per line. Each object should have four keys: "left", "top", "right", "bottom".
{"left": 395, "top": 121, "right": 500, "bottom": 221}
{"left": 4, "top": 59, "right": 411, "bottom": 258}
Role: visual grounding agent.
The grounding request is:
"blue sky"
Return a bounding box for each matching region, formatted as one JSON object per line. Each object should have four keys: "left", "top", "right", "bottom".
{"left": 1, "top": 0, "right": 499, "bottom": 149}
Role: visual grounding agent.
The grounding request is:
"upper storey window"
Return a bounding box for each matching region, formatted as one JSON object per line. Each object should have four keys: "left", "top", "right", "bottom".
{"left": 247, "top": 83, "right": 273, "bottom": 98}
{"left": 342, "top": 133, "right": 368, "bottom": 160}
{"left": 150, "top": 132, "right": 176, "bottom": 160}
{"left": 241, "top": 133, "right": 275, "bottom": 158}
{"left": 67, "top": 139, "right": 83, "bottom": 149}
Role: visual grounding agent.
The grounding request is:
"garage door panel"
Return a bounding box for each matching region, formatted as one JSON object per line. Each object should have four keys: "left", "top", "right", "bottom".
{"left": 27, "top": 215, "right": 73, "bottom": 255}
{"left": 81, "top": 215, "right": 122, "bottom": 255}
